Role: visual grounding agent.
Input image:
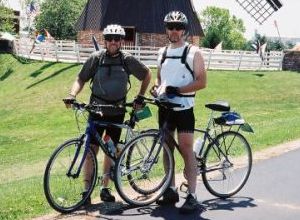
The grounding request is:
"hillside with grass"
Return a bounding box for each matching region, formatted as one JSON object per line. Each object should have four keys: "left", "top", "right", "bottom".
{"left": 0, "top": 53, "right": 300, "bottom": 219}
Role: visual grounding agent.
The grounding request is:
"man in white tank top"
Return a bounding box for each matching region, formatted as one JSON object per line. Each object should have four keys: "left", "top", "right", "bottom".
{"left": 153, "top": 11, "right": 207, "bottom": 213}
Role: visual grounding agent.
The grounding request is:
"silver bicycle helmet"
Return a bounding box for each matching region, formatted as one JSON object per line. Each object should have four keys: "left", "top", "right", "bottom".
{"left": 103, "top": 24, "right": 125, "bottom": 37}
{"left": 164, "top": 11, "right": 188, "bottom": 27}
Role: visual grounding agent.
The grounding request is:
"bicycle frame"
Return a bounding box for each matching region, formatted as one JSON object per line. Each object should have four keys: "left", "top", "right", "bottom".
{"left": 66, "top": 114, "right": 137, "bottom": 180}
{"left": 194, "top": 108, "right": 246, "bottom": 159}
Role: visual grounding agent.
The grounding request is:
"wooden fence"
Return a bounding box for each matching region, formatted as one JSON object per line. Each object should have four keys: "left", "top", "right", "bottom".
{"left": 13, "top": 38, "right": 284, "bottom": 70}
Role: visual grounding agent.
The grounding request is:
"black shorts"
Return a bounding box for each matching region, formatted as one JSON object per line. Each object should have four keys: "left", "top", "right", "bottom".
{"left": 88, "top": 113, "right": 125, "bottom": 145}
{"left": 158, "top": 107, "right": 195, "bottom": 133}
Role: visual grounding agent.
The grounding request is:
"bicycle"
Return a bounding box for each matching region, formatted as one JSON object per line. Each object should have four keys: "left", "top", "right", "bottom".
{"left": 114, "top": 98, "right": 253, "bottom": 206}
{"left": 43, "top": 99, "right": 154, "bottom": 213}
{"left": 180, "top": 100, "right": 254, "bottom": 198}
{"left": 113, "top": 97, "right": 182, "bottom": 206}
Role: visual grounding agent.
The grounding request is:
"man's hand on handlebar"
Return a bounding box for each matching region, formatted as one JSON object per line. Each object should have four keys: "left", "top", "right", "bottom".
{"left": 165, "top": 86, "right": 180, "bottom": 98}
{"left": 133, "top": 95, "right": 145, "bottom": 110}
{"left": 150, "top": 85, "right": 158, "bottom": 98}
{"left": 63, "top": 94, "right": 76, "bottom": 108}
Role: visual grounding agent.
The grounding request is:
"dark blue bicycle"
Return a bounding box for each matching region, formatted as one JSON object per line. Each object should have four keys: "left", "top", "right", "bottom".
{"left": 43, "top": 99, "right": 154, "bottom": 213}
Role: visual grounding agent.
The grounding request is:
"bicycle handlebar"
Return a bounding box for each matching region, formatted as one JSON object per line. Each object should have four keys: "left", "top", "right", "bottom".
{"left": 63, "top": 95, "right": 184, "bottom": 116}
{"left": 63, "top": 99, "right": 134, "bottom": 116}
{"left": 142, "top": 96, "right": 184, "bottom": 109}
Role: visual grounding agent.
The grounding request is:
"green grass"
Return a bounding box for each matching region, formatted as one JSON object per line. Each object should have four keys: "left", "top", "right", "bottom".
{"left": 0, "top": 53, "right": 300, "bottom": 219}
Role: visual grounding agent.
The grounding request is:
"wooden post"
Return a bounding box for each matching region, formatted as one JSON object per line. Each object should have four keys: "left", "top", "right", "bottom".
{"left": 237, "top": 51, "right": 243, "bottom": 70}
{"left": 207, "top": 50, "right": 212, "bottom": 70}
{"left": 279, "top": 51, "right": 284, "bottom": 70}
{"left": 54, "top": 41, "right": 59, "bottom": 62}
{"left": 138, "top": 46, "right": 141, "bottom": 61}
{"left": 39, "top": 44, "right": 44, "bottom": 61}
{"left": 76, "top": 43, "right": 80, "bottom": 63}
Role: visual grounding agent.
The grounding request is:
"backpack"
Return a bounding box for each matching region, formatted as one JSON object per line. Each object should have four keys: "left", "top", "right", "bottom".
{"left": 89, "top": 50, "right": 132, "bottom": 103}
{"left": 160, "top": 44, "right": 194, "bottom": 79}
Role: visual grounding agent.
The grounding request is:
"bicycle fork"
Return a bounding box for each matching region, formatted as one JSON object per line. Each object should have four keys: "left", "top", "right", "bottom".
{"left": 66, "top": 134, "right": 89, "bottom": 179}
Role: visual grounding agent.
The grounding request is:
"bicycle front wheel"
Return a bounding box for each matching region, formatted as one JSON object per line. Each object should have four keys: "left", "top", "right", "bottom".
{"left": 202, "top": 131, "right": 252, "bottom": 198}
{"left": 114, "top": 133, "right": 174, "bottom": 206}
{"left": 44, "top": 138, "right": 98, "bottom": 213}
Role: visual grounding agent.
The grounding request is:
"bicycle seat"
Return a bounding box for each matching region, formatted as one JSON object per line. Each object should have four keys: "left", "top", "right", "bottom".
{"left": 205, "top": 100, "right": 230, "bottom": 112}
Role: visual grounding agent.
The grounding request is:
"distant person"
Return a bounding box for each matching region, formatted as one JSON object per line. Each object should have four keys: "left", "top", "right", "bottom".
{"left": 30, "top": 29, "right": 51, "bottom": 53}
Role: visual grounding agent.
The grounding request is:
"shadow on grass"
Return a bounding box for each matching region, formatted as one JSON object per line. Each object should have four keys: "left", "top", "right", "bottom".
{"left": 30, "top": 62, "right": 57, "bottom": 78}
{"left": 12, "top": 54, "right": 34, "bottom": 64}
{"left": 26, "top": 63, "right": 79, "bottom": 89}
{"left": 0, "top": 67, "right": 13, "bottom": 81}
{"left": 253, "top": 73, "right": 265, "bottom": 77}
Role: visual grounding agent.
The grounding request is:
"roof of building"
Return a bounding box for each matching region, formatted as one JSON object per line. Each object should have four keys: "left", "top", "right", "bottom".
{"left": 75, "top": 0, "right": 203, "bottom": 36}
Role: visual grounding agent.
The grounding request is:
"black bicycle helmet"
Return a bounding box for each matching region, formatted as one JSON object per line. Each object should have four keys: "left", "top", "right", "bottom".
{"left": 164, "top": 11, "right": 188, "bottom": 28}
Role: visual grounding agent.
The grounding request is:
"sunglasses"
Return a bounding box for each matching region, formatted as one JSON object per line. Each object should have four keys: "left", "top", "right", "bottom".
{"left": 104, "top": 35, "right": 122, "bottom": 42}
{"left": 166, "top": 24, "right": 185, "bottom": 31}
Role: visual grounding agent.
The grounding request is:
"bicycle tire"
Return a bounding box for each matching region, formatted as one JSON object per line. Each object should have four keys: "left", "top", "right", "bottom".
{"left": 126, "top": 131, "right": 163, "bottom": 195}
{"left": 202, "top": 131, "right": 252, "bottom": 198}
{"left": 44, "top": 138, "right": 98, "bottom": 213}
{"left": 114, "top": 132, "right": 174, "bottom": 206}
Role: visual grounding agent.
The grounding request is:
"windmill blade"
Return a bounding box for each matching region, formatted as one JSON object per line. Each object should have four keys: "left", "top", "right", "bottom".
{"left": 234, "top": 0, "right": 283, "bottom": 24}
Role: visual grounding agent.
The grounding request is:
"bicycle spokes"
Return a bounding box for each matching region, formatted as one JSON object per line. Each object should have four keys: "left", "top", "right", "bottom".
{"left": 44, "top": 139, "right": 97, "bottom": 213}
{"left": 114, "top": 133, "right": 174, "bottom": 206}
{"left": 202, "top": 131, "right": 252, "bottom": 198}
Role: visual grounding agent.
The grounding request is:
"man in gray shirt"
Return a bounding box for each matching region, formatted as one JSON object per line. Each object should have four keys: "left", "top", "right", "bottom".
{"left": 65, "top": 24, "right": 151, "bottom": 204}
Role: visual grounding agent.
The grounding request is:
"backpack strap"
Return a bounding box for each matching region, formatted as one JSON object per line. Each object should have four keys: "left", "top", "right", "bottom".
{"left": 182, "top": 44, "right": 195, "bottom": 96}
{"left": 160, "top": 46, "right": 168, "bottom": 65}
{"left": 181, "top": 44, "right": 194, "bottom": 80}
{"left": 89, "top": 50, "right": 105, "bottom": 86}
{"left": 119, "top": 51, "right": 132, "bottom": 92}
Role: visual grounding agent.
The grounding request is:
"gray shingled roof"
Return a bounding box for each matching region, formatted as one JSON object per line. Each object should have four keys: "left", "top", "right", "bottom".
{"left": 75, "top": 0, "right": 203, "bottom": 36}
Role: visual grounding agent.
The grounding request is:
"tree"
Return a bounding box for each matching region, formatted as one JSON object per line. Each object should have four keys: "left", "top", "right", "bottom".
{"left": 268, "top": 39, "right": 284, "bottom": 51}
{"left": 268, "top": 40, "right": 295, "bottom": 51}
{"left": 247, "top": 32, "right": 268, "bottom": 52}
{"left": 0, "top": 1, "right": 15, "bottom": 33}
{"left": 245, "top": 32, "right": 295, "bottom": 52}
{"left": 199, "top": 6, "right": 246, "bottom": 50}
{"left": 35, "top": 0, "right": 87, "bottom": 40}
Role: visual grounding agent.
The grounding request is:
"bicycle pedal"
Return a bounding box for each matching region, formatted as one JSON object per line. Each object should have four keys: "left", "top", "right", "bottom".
{"left": 179, "top": 181, "right": 189, "bottom": 193}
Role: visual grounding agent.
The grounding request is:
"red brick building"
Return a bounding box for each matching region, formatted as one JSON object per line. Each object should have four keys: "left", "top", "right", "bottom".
{"left": 75, "top": 0, "right": 204, "bottom": 47}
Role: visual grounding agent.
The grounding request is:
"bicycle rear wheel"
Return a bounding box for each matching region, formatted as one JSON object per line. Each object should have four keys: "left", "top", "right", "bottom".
{"left": 114, "top": 132, "right": 174, "bottom": 206}
{"left": 44, "top": 138, "right": 98, "bottom": 213}
{"left": 202, "top": 131, "right": 252, "bottom": 198}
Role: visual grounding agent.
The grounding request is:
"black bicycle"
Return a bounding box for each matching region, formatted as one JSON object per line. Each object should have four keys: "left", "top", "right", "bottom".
{"left": 114, "top": 98, "right": 253, "bottom": 206}
{"left": 180, "top": 100, "right": 254, "bottom": 198}
{"left": 43, "top": 99, "right": 154, "bottom": 213}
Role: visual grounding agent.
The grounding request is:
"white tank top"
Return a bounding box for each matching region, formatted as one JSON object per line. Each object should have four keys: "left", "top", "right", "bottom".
{"left": 157, "top": 43, "right": 198, "bottom": 111}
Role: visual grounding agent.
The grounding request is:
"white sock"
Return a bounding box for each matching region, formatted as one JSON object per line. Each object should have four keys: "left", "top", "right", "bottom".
{"left": 190, "top": 193, "right": 197, "bottom": 199}
{"left": 170, "top": 186, "right": 177, "bottom": 192}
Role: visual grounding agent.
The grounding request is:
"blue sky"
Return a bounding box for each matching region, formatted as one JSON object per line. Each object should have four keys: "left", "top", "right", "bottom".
{"left": 193, "top": 0, "right": 300, "bottom": 40}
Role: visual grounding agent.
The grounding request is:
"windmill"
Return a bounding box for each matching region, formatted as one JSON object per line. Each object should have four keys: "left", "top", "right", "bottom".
{"left": 234, "top": 0, "right": 283, "bottom": 24}
{"left": 76, "top": 0, "right": 203, "bottom": 47}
